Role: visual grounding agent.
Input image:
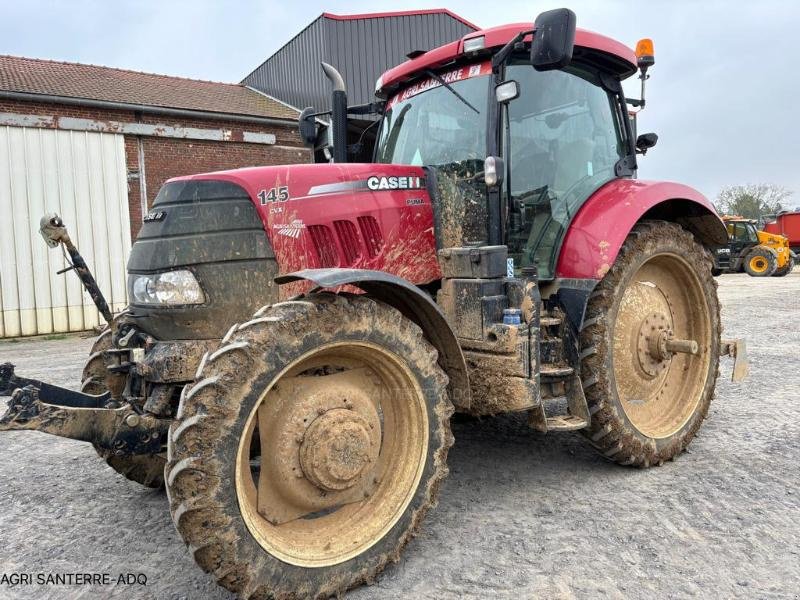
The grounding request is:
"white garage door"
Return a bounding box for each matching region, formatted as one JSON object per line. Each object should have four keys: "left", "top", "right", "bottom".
{"left": 0, "top": 126, "right": 131, "bottom": 337}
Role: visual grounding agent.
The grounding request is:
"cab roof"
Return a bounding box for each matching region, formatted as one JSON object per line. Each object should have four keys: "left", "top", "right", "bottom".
{"left": 377, "top": 22, "right": 638, "bottom": 95}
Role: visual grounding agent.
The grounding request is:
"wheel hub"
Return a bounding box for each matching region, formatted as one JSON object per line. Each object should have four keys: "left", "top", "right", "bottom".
{"left": 252, "top": 367, "right": 383, "bottom": 525}
{"left": 637, "top": 312, "right": 672, "bottom": 378}
{"left": 299, "top": 408, "right": 378, "bottom": 491}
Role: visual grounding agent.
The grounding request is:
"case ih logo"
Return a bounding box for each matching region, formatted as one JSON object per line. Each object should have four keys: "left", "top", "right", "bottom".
{"left": 366, "top": 176, "right": 424, "bottom": 191}
{"left": 273, "top": 219, "right": 305, "bottom": 238}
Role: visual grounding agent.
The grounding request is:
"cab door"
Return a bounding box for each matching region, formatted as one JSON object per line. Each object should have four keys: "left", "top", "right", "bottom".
{"left": 502, "top": 60, "right": 627, "bottom": 279}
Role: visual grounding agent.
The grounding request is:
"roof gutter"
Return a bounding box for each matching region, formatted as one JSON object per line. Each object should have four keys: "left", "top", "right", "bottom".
{"left": 0, "top": 90, "right": 299, "bottom": 128}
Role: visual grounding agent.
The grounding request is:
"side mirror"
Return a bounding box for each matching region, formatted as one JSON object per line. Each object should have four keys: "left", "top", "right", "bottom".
{"left": 531, "top": 8, "right": 576, "bottom": 71}
{"left": 636, "top": 132, "right": 658, "bottom": 154}
{"left": 495, "top": 81, "right": 519, "bottom": 103}
{"left": 298, "top": 107, "right": 317, "bottom": 147}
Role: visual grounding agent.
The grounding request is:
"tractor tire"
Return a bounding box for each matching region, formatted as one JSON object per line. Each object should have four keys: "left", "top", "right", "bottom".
{"left": 772, "top": 257, "right": 793, "bottom": 277}
{"left": 81, "top": 328, "right": 166, "bottom": 488}
{"left": 166, "top": 293, "right": 453, "bottom": 599}
{"left": 579, "top": 221, "right": 720, "bottom": 467}
{"left": 743, "top": 247, "right": 777, "bottom": 276}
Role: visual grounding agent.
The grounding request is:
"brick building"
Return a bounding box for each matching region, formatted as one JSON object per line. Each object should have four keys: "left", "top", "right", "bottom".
{"left": 0, "top": 55, "right": 309, "bottom": 239}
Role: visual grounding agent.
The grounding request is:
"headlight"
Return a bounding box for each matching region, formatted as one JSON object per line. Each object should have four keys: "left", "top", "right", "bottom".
{"left": 128, "top": 270, "right": 204, "bottom": 305}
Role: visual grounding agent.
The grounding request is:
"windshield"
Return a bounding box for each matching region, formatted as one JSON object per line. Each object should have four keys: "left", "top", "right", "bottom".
{"left": 375, "top": 64, "right": 490, "bottom": 167}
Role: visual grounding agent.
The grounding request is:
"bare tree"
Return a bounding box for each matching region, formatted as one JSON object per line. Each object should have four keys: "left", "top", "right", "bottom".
{"left": 715, "top": 184, "right": 794, "bottom": 220}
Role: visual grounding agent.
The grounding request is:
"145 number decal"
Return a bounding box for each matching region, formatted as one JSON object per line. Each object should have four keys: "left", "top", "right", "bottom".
{"left": 258, "top": 186, "right": 290, "bottom": 204}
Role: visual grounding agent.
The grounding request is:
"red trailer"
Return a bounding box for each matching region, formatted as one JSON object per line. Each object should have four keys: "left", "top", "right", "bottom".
{"left": 764, "top": 211, "right": 800, "bottom": 253}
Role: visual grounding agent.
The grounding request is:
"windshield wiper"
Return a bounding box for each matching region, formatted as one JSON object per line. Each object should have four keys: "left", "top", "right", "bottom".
{"left": 424, "top": 69, "right": 480, "bottom": 114}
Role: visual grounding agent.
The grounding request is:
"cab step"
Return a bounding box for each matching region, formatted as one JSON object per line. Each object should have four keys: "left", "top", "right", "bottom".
{"left": 539, "top": 316, "right": 563, "bottom": 328}
{"left": 539, "top": 364, "right": 574, "bottom": 378}
{"left": 529, "top": 371, "right": 591, "bottom": 433}
{"left": 542, "top": 413, "right": 588, "bottom": 431}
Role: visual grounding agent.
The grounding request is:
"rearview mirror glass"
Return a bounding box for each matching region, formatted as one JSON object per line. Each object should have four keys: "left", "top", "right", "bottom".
{"left": 495, "top": 81, "right": 519, "bottom": 103}
{"left": 530, "top": 8, "right": 577, "bottom": 72}
{"left": 636, "top": 132, "right": 658, "bottom": 154}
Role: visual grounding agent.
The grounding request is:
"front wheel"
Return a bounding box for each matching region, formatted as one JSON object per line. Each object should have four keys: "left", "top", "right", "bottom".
{"left": 772, "top": 256, "right": 793, "bottom": 277}
{"left": 166, "top": 294, "right": 453, "bottom": 599}
{"left": 743, "top": 247, "right": 777, "bottom": 276}
{"left": 580, "top": 221, "right": 720, "bottom": 467}
{"left": 81, "top": 328, "right": 165, "bottom": 488}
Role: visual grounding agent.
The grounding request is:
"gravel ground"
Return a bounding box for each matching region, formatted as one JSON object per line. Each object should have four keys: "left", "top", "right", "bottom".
{"left": 0, "top": 272, "right": 798, "bottom": 599}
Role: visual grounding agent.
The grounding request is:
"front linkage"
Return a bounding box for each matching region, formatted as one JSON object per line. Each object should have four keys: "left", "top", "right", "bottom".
{"left": 0, "top": 363, "right": 169, "bottom": 455}
{"left": 0, "top": 215, "right": 169, "bottom": 461}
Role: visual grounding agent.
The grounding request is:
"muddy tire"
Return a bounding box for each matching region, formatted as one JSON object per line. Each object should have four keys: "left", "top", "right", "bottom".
{"left": 579, "top": 221, "right": 720, "bottom": 467}
{"left": 166, "top": 293, "right": 453, "bottom": 599}
{"left": 81, "top": 328, "right": 166, "bottom": 488}
{"left": 743, "top": 247, "right": 777, "bottom": 276}
{"left": 772, "top": 256, "right": 793, "bottom": 277}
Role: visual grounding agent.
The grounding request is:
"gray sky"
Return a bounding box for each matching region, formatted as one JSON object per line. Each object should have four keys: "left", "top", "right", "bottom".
{"left": 2, "top": 0, "right": 797, "bottom": 205}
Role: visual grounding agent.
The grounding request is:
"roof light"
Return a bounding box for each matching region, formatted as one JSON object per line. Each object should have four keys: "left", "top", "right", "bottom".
{"left": 463, "top": 36, "right": 485, "bottom": 53}
{"left": 635, "top": 38, "right": 655, "bottom": 69}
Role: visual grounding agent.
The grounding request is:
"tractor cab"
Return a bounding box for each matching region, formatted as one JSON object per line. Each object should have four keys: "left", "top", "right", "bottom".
{"left": 375, "top": 52, "right": 632, "bottom": 279}
{"left": 300, "top": 11, "right": 657, "bottom": 280}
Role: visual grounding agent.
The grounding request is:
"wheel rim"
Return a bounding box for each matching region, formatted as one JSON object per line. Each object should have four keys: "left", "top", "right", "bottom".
{"left": 235, "top": 342, "right": 429, "bottom": 568}
{"left": 612, "top": 253, "right": 712, "bottom": 439}
{"left": 749, "top": 255, "right": 768, "bottom": 273}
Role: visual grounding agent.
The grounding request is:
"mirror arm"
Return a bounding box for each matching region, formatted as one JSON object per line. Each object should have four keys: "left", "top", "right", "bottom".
{"left": 346, "top": 101, "right": 385, "bottom": 115}
{"left": 492, "top": 30, "right": 532, "bottom": 70}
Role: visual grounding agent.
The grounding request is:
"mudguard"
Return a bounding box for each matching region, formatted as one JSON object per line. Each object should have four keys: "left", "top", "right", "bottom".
{"left": 275, "top": 268, "right": 471, "bottom": 410}
{"left": 556, "top": 179, "right": 727, "bottom": 280}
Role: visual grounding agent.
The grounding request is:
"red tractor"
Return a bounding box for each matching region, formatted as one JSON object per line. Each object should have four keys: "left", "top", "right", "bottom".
{"left": 0, "top": 9, "right": 747, "bottom": 599}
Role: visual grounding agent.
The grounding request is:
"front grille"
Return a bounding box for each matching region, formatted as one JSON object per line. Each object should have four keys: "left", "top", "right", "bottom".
{"left": 334, "top": 220, "right": 361, "bottom": 266}
{"left": 308, "top": 225, "right": 339, "bottom": 268}
{"left": 357, "top": 216, "right": 384, "bottom": 258}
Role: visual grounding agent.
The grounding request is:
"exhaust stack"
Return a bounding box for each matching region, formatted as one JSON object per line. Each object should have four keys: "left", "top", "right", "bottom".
{"left": 321, "top": 62, "right": 348, "bottom": 163}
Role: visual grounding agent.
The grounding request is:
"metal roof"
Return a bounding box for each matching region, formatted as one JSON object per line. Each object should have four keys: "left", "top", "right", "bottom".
{"left": 241, "top": 10, "right": 478, "bottom": 113}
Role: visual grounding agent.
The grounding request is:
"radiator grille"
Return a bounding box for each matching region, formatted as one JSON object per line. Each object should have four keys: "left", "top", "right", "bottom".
{"left": 308, "top": 225, "right": 338, "bottom": 267}
{"left": 333, "top": 220, "right": 361, "bottom": 266}
{"left": 357, "top": 216, "right": 384, "bottom": 258}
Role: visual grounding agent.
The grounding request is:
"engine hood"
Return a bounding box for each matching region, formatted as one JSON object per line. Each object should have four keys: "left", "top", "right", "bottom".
{"left": 169, "top": 163, "right": 440, "bottom": 298}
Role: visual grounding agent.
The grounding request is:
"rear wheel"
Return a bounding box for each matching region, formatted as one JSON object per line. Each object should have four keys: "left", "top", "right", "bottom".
{"left": 580, "top": 221, "right": 720, "bottom": 467}
{"left": 81, "top": 328, "right": 165, "bottom": 488}
{"left": 166, "top": 294, "right": 453, "bottom": 599}
{"left": 743, "top": 247, "right": 777, "bottom": 276}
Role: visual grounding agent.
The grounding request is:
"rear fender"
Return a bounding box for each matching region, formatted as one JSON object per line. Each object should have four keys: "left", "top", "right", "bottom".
{"left": 556, "top": 179, "right": 727, "bottom": 280}
{"left": 275, "top": 268, "right": 470, "bottom": 410}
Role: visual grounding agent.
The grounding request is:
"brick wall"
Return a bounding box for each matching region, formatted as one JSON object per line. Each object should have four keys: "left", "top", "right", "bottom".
{"left": 0, "top": 98, "right": 311, "bottom": 239}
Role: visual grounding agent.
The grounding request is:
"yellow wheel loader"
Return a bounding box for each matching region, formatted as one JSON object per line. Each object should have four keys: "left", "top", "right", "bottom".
{"left": 713, "top": 216, "right": 793, "bottom": 277}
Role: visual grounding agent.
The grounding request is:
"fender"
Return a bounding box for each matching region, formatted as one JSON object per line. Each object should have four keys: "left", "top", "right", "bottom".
{"left": 556, "top": 179, "right": 727, "bottom": 280}
{"left": 275, "top": 268, "right": 471, "bottom": 410}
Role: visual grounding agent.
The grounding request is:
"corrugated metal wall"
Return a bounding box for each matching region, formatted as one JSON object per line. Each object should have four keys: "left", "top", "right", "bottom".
{"left": 243, "top": 13, "right": 476, "bottom": 112}
{"left": 0, "top": 126, "right": 130, "bottom": 337}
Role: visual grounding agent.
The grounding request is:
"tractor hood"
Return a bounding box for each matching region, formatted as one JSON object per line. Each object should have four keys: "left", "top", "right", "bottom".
{"left": 170, "top": 163, "right": 441, "bottom": 294}
{"left": 126, "top": 162, "right": 440, "bottom": 339}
